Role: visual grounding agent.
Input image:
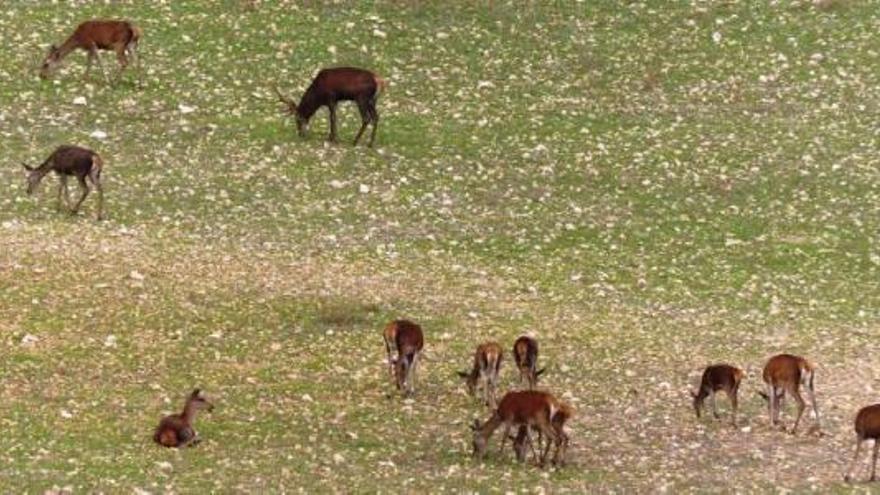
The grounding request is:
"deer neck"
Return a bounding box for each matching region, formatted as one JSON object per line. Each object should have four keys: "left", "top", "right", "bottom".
{"left": 57, "top": 36, "right": 82, "bottom": 58}
{"left": 182, "top": 401, "right": 200, "bottom": 424}
{"left": 296, "top": 90, "right": 321, "bottom": 120}
{"left": 479, "top": 413, "right": 503, "bottom": 441}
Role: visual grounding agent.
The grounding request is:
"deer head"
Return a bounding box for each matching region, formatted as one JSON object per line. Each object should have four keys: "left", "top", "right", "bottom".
{"left": 39, "top": 45, "right": 62, "bottom": 79}
{"left": 273, "top": 86, "right": 308, "bottom": 137}
{"left": 470, "top": 419, "right": 488, "bottom": 458}
{"left": 21, "top": 162, "right": 43, "bottom": 195}
{"left": 189, "top": 388, "right": 214, "bottom": 413}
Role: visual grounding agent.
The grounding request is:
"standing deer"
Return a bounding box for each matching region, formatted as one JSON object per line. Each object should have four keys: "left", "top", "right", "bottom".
{"left": 513, "top": 336, "right": 545, "bottom": 389}
{"left": 388, "top": 319, "right": 424, "bottom": 396}
{"left": 40, "top": 20, "right": 142, "bottom": 82}
{"left": 691, "top": 363, "right": 744, "bottom": 426}
{"left": 512, "top": 398, "right": 574, "bottom": 465}
{"left": 471, "top": 390, "right": 571, "bottom": 467}
{"left": 457, "top": 341, "right": 503, "bottom": 409}
{"left": 844, "top": 404, "right": 880, "bottom": 482}
{"left": 22, "top": 145, "right": 105, "bottom": 220}
{"left": 762, "top": 354, "right": 820, "bottom": 434}
{"left": 274, "top": 67, "right": 386, "bottom": 147}
{"left": 153, "top": 389, "right": 214, "bottom": 448}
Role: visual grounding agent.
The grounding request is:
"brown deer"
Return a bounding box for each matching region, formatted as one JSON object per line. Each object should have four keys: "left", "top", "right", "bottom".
{"left": 762, "top": 354, "right": 820, "bottom": 434}
{"left": 153, "top": 389, "right": 214, "bottom": 448}
{"left": 457, "top": 341, "right": 503, "bottom": 409}
{"left": 40, "top": 20, "right": 142, "bottom": 82}
{"left": 513, "top": 336, "right": 545, "bottom": 389}
{"left": 22, "top": 145, "right": 105, "bottom": 220}
{"left": 471, "top": 390, "right": 571, "bottom": 467}
{"left": 845, "top": 404, "right": 880, "bottom": 482}
{"left": 691, "top": 364, "right": 744, "bottom": 426}
{"left": 274, "top": 67, "right": 386, "bottom": 147}
{"left": 390, "top": 319, "right": 423, "bottom": 396}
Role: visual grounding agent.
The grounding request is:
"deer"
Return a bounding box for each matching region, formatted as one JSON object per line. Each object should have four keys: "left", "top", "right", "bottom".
{"left": 153, "top": 389, "right": 214, "bottom": 448}
{"left": 691, "top": 363, "right": 744, "bottom": 426}
{"left": 512, "top": 399, "right": 574, "bottom": 465}
{"left": 457, "top": 341, "right": 503, "bottom": 409}
{"left": 274, "top": 67, "right": 387, "bottom": 147}
{"left": 40, "top": 20, "right": 142, "bottom": 82}
{"left": 513, "top": 336, "right": 545, "bottom": 390}
{"left": 389, "top": 319, "right": 423, "bottom": 396}
{"left": 761, "top": 354, "right": 820, "bottom": 434}
{"left": 22, "top": 145, "right": 105, "bottom": 220}
{"left": 471, "top": 390, "right": 572, "bottom": 467}
{"left": 844, "top": 404, "right": 880, "bottom": 482}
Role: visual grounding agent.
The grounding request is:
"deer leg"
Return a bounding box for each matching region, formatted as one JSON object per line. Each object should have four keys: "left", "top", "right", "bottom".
{"left": 537, "top": 424, "right": 556, "bottom": 466}
{"left": 806, "top": 382, "right": 821, "bottom": 430}
{"left": 497, "top": 424, "right": 511, "bottom": 455}
{"left": 788, "top": 385, "right": 806, "bottom": 434}
{"left": 353, "top": 101, "right": 370, "bottom": 146}
{"left": 368, "top": 106, "right": 379, "bottom": 148}
{"left": 844, "top": 437, "right": 863, "bottom": 482}
{"left": 88, "top": 45, "right": 110, "bottom": 83}
{"left": 873, "top": 439, "right": 880, "bottom": 482}
{"left": 71, "top": 176, "right": 90, "bottom": 214}
{"left": 327, "top": 103, "right": 338, "bottom": 142}
{"left": 56, "top": 175, "right": 69, "bottom": 211}
{"left": 89, "top": 169, "right": 103, "bottom": 220}
{"left": 766, "top": 383, "right": 776, "bottom": 427}
{"left": 711, "top": 391, "right": 719, "bottom": 419}
{"left": 727, "top": 388, "right": 738, "bottom": 426}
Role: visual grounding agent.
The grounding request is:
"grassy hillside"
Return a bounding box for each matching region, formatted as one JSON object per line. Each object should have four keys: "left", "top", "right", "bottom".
{"left": 1, "top": 0, "right": 879, "bottom": 491}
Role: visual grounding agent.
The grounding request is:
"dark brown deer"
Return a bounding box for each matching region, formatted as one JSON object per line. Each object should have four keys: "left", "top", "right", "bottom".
{"left": 390, "top": 319, "right": 423, "bottom": 396}
{"left": 274, "top": 67, "right": 386, "bottom": 147}
{"left": 691, "top": 364, "right": 744, "bottom": 426}
{"left": 513, "top": 336, "right": 545, "bottom": 389}
{"left": 40, "top": 20, "right": 142, "bottom": 82}
{"left": 153, "top": 389, "right": 214, "bottom": 448}
{"left": 22, "top": 145, "right": 104, "bottom": 220}
{"left": 471, "top": 390, "right": 571, "bottom": 467}
{"left": 458, "top": 341, "right": 503, "bottom": 409}
{"left": 762, "top": 354, "right": 820, "bottom": 434}
{"left": 845, "top": 404, "right": 880, "bottom": 482}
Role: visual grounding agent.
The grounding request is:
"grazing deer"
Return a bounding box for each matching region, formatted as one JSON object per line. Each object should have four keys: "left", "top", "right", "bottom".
{"left": 845, "top": 404, "right": 880, "bottom": 482}
{"left": 390, "top": 319, "right": 423, "bottom": 396}
{"left": 274, "top": 67, "right": 386, "bottom": 147}
{"left": 691, "top": 364, "right": 744, "bottom": 426}
{"left": 458, "top": 341, "right": 503, "bottom": 409}
{"left": 22, "top": 145, "right": 104, "bottom": 220}
{"left": 153, "top": 389, "right": 214, "bottom": 448}
{"left": 40, "top": 20, "right": 142, "bottom": 82}
{"left": 513, "top": 336, "right": 545, "bottom": 389}
{"left": 471, "top": 390, "right": 571, "bottom": 467}
{"left": 762, "top": 354, "right": 820, "bottom": 434}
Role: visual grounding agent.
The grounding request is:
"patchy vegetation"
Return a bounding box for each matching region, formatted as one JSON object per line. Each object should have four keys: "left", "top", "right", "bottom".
{"left": 1, "top": 0, "right": 879, "bottom": 491}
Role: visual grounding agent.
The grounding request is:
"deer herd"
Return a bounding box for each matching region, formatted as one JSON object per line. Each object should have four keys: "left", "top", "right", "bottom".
{"left": 19, "top": 16, "right": 880, "bottom": 485}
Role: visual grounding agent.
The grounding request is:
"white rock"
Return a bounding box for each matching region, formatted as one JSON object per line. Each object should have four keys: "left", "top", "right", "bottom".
{"left": 359, "top": 184, "right": 370, "bottom": 194}
{"left": 129, "top": 270, "right": 145, "bottom": 281}
{"left": 372, "top": 28, "right": 387, "bottom": 38}
{"left": 21, "top": 334, "right": 39, "bottom": 347}
{"left": 178, "top": 104, "right": 196, "bottom": 114}
{"left": 90, "top": 130, "right": 108, "bottom": 140}
{"left": 72, "top": 96, "right": 87, "bottom": 106}
{"left": 104, "top": 335, "right": 117, "bottom": 347}
{"left": 329, "top": 180, "right": 345, "bottom": 189}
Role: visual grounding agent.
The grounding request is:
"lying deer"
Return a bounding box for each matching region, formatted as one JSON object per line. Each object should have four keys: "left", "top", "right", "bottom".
{"left": 692, "top": 363, "right": 744, "bottom": 426}
{"left": 22, "top": 145, "right": 104, "bottom": 220}
{"left": 762, "top": 354, "right": 820, "bottom": 434}
{"left": 844, "top": 404, "right": 880, "bottom": 482}
{"left": 458, "top": 341, "right": 503, "bottom": 409}
{"left": 274, "top": 67, "right": 387, "bottom": 147}
{"left": 153, "top": 389, "right": 214, "bottom": 448}
{"left": 513, "top": 336, "right": 545, "bottom": 389}
{"left": 389, "top": 319, "right": 423, "bottom": 396}
{"left": 471, "top": 390, "right": 571, "bottom": 466}
{"left": 40, "top": 20, "right": 142, "bottom": 82}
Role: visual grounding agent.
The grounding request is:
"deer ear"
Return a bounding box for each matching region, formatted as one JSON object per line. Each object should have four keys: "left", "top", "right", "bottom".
{"left": 535, "top": 367, "right": 546, "bottom": 377}
{"left": 457, "top": 371, "right": 470, "bottom": 378}
{"left": 21, "top": 162, "right": 33, "bottom": 171}
{"left": 470, "top": 419, "right": 480, "bottom": 431}
{"left": 191, "top": 388, "right": 202, "bottom": 398}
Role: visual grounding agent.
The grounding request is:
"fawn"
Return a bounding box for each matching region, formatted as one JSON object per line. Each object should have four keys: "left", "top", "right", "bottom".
{"left": 458, "top": 341, "right": 503, "bottom": 409}
{"left": 845, "top": 404, "right": 880, "bottom": 482}
{"left": 22, "top": 145, "right": 104, "bottom": 220}
{"left": 40, "top": 20, "right": 141, "bottom": 82}
{"left": 387, "top": 319, "right": 423, "bottom": 396}
{"left": 153, "top": 389, "right": 214, "bottom": 448}
{"left": 692, "top": 364, "right": 744, "bottom": 426}
{"left": 513, "top": 336, "right": 545, "bottom": 389}
{"left": 761, "top": 354, "right": 820, "bottom": 434}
